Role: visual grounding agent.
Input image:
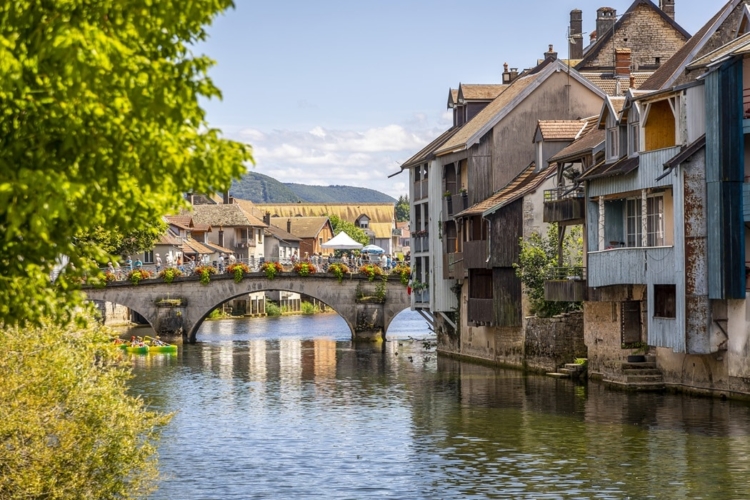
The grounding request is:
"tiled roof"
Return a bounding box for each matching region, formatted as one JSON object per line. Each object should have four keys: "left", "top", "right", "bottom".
{"left": 549, "top": 129, "right": 605, "bottom": 164}
{"left": 537, "top": 120, "right": 586, "bottom": 141}
{"left": 640, "top": 1, "right": 734, "bottom": 90}
{"left": 435, "top": 71, "right": 545, "bottom": 156}
{"left": 687, "top": 32, "right": 750, "bottom": 70}
{"left": 458, "top": 84, "right": 508, "bottom": 101}
{"left": 579, "top": 156, "right": 639, "bottom": 181}
{"left": 436, "top": 59, "right": 604, "bottom": 156}
{"left": 399, "top": 126, "right": 462, "bottom": 170}
{"left": 582, "top": 73, "right": 653, "bottom": 96}
{"left": 165, "top": 215, "right": 193, "bottom": 230}
{"left": 270, "top": 217, "right": 330, "bottom": 239}
{"left": 254, "top": 203, "right": 394, "bottom": 224}
{"left": 191, "top": 204, "right": 267, "bottom": 228}
{"left": 182, "top": 239, "right": 217, "bottom": 256}
{"left": 264, "top": 224, "right": 301, "bottom": 243}
{"left": 158, "top": 228, "right": 182, "bottom": 246}
{"left": 454, "top": 163, "right": 551, "bottom": 217}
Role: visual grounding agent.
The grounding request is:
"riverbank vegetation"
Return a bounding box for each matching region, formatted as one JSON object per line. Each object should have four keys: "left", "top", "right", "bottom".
{"left": 0, "top": 315, "right": 171, "bottom": 498}
{"left": 0, "top": 0, "right": 248, "bottom": 497}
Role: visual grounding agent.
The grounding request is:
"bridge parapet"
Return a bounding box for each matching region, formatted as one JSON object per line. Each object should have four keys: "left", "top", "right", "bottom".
{"left": 84, "top": 272, "right": 410, "bottom": 343}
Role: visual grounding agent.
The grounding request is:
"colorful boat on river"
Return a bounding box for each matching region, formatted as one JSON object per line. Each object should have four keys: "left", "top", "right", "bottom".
{"left": 114, "top": 336, "right": 177, "bottom": 354}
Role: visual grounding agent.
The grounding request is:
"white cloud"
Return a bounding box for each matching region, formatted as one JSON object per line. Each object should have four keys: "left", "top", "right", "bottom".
{"left": 228, "top": 118, "right": 448, "bottom": 199}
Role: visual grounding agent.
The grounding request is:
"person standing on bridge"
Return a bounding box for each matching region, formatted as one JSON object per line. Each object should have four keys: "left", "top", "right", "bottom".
{"left": 155, "top": 253, "right": 162, "bottom": 273}
{"left": 219, "top": 253, "right": 225, "bottom": 272}
{"left": 228, "top": 253, "right": 236, "bottom": 267}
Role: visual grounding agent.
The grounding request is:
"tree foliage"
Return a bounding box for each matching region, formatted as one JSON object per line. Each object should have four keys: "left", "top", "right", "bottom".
{"left": 514, "top": 224, "right": 583, "bottom": 318}
{"left": 0, "top": 313, "right": 171, "bottom": 498}
{"left": 395, "top": 194, "right": 410, "bottom": 222}
{"left": 77, "top": 220, "right": 168, "bottom": 259}
{"left": 0, "top": 0, "right": 253, "bottom": 326}
{"left": 328, "top": 214, "right": 369, "bottom": 246}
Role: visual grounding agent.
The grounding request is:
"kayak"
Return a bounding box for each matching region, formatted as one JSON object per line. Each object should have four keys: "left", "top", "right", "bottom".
{"left": 119, "top": 344, "right": 150, "bottom": 354}
{"left": 148, "top": 344, "right": 177, "bottom": 353}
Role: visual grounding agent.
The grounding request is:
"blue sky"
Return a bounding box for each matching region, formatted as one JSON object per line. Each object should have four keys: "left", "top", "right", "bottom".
{"left": 199, "top": 0, "right": 728, "bottom": 199}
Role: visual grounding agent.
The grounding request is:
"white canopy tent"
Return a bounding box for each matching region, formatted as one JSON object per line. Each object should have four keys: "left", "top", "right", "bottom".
{"left": 321, "top": 232, "right": 364, "bottom": 250}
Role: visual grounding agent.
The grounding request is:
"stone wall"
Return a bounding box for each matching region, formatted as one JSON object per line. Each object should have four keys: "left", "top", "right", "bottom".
{"left": 525, "top": 312, "right": 586, "bottom": 373}
{"left": 94, "top": 300, "right": 132, "bottom": 326}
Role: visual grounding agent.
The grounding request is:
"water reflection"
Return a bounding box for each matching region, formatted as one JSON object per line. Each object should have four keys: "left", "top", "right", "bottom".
{"left": 127, "top": 313, "right": 750, "bottom": 499}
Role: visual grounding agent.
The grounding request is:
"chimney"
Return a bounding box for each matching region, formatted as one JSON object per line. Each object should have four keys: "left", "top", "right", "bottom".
{"left": 615, "top": 48, "right": 632, "bottom": 79}
{"left": 223, "top": 192, "right": 230, "bottom": 204}
{"left": 286, "top": 219, "right": 292, "bottom": 233}
{"left": 570, "top": 9, "right": 583, "bottom": 60}
{"left": 502, "top": 63, "right": 519, "bottom": 84}
{"left": 544, "top": 44, "right": 558, "bottom": 61}
{"left": 263, "top": 211, "right": 271, "bottom": 225}
{"left": 660, "top": 0, "right": 675, "bottom": 20}
{"left": 596, "top": 7, "right": 617, "bottom": 40}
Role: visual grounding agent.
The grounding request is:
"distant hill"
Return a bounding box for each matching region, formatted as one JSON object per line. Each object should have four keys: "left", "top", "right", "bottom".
{"left": 230, "top": 171, "right": 395, "bottom": 203}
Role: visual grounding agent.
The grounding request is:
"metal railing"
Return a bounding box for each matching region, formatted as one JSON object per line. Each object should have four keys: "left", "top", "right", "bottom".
{"left": 544, "top": 187, "right": 584, "bottom": 202}
{"left": 546, "top": 266, "right": 587, "bottom": 281}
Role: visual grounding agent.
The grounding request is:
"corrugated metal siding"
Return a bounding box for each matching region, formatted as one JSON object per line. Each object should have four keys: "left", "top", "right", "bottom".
{"left": 587, "top": 146, "right": 680, "bottom": 197}
{"left": 686, "top": 84, "right": 706, "bottom": 143}
{"left": 586, "top": 197, "right": 599, "bottom": 252}
{"left": 488, "top": 199, "right": 522, "bottom": 267}
{"left": 743, "top": 183, "right": 750, "bottom": 222}
{"left": 588, "top": 247, "right": 676, "bottom": 287}
{"left": 430, "top": 158, "right": 458, "bottom": 313}
{"left": 706, "top": 60, "right": 746, "bottom": 300}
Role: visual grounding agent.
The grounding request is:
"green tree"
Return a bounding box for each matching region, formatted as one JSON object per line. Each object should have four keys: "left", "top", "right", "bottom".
{"left": 395, "top": 194, "right": 410, "bottom": 222}
{"left": 0, "top": 314, "right": 172, "bottom": 498}
{"left": 514, "top": 224, "right": 583, "bottom": 318}
{"left": 0, "top": 0, "right": 253, "bottom": 326}
{"left": 328, "top": 214, "right": 369, "bottom": 246}
{"left": 77, "top": 220, "right": 168, "bottom": 259}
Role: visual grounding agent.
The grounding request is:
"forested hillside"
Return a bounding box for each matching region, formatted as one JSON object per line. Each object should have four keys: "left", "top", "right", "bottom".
{"left": 229, "top": 172, "right": 395, "bottom": 203}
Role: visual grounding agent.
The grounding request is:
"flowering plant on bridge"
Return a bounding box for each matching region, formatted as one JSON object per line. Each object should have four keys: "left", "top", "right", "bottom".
{"left": 392, "top": 264, "right": 411, "bottom": 286}
{"left": 359, "top": 264, "right": 383, "bottom": 282}
{"left": 104, "top": 271, "right": 118, "bottom": 283}
{"left": 158, "top": 267, "right": 183, "bottom": 284}
{"left": 127, "top": 269, "right": 152, "bottom": 285}
{"left": 261, "top": 261, "right": 283, "bottom": 280}
{"left": 194, "top": 265, "right": 217, "bottom": 285}
{"left": 292, "top": 262, "right": 317, "bottom": 277}
{"left": 327, "top": 263, "right": 350, "bottom": 283}
{"left": 227, "top": 263, "right": 250, "bottom": 283}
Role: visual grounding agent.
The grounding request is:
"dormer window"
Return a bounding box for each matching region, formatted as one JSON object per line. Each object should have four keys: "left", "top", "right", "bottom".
{"left": 607, "top": 127, "right": 619, "bottom": 162}
{"left": 357, "top": 215, "right": 370, "bottom": 229}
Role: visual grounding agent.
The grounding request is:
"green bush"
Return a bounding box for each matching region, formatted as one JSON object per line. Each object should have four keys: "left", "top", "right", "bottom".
{"left": 301, "top": 301, "right": 320, "bottom": 315}
{"left": 0, "top": 314, "right": 171, "bottom": 498}
{"left": 265, "top": 302, "right": 281, "bottom": 317}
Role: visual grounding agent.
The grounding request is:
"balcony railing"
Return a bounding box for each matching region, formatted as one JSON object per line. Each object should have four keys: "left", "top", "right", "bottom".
{"left": 452, "top": 193, "right": 469, "bottom": 215}
{"left": 464, "top": 240, "right": 489, "bottom": 269}
{"left": 468, "top": 298, "right": 494, "bottom": 324}
{"left": 413, "top": 234, "right": 429, "bottom": 253}
{"left": 443, "top": 196, "right": 454, "bottom": 217}
{"left": 588, "top": 246, "right": 675, "bottom": 288}
{"left": 414, "top": 289, "right": 430, "bottom": 305}
{"left": 235, "top": 238, "right": 256, "bottom": 248}
{"left": 543, "top": 188, "right": 585, "bottom": 223}
{"left": 544, "top": 267, "right": 587, "bottom": 302}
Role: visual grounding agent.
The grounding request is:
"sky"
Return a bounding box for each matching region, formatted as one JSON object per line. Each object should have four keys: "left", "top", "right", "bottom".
{"left": 198, "top": 0, "right": 729, "bottom": 199}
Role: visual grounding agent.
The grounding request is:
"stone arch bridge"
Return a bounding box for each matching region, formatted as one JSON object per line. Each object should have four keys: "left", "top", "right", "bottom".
{"left": 84, "top": 273, "right": 410, "bottom": 343}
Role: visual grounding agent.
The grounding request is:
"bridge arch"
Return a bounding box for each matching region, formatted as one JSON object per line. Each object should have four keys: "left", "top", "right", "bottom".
{"left": 84, "top": 273, "right": 410, "bottom": 343}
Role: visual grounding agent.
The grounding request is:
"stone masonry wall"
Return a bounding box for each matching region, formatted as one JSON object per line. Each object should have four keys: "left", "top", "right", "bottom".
{"left": 525, "top": 312, "right": 586, "bottom": 373}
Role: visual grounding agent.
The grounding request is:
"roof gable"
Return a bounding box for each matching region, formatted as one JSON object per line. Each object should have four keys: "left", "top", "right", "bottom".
{"left": 435, "top": 59, "right": 606, "bottom": 156}
{"left": 457, "top": 84, "right": 508, "bottom": 102}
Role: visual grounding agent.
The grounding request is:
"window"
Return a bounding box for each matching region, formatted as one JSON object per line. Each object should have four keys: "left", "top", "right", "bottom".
{"left": 143, "top": 250, "right": 154, "bottom": 264}
{"left": 319, "top": 238, "right": 323, "bottom": 246}
{"left": 629, "top": 122, "right": 640, "bottom": 156}
{"left": 624, "top": 195, "right": 664, "bottom": 247}
{"left": 607, "top": 128, "right": 619, "bottom": 160}
{"left": 654, "top": 284, "right": 676, "bottom": 318}
{"left": 257, "top": 229, "right": 263, "bottom": 245}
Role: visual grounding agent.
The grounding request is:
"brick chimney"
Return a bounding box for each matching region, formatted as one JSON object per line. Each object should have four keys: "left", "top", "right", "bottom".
{"left": 286, "top": 219, "right": 292, "bottom": 233}
{"left": 660, "top": 0, "right": 675, "bottom": 20}
{"left": 596, "top": 7, "right": 617, "bottom": 39}
{"left": 615, "top": 48, "right": 632, "bottom": 78}
{"left": 544, "top": 44, "right": 558, "bottom": 61}
{"left": 263, "top": 212, "right": 271, "bottom": 225}
{"left": 570, "top": 9, "right": 583, "bottom": 59}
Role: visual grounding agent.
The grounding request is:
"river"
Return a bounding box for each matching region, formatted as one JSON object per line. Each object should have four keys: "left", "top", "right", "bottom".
{"left": 126, "top": 312, "right": 750, "bottom": 499}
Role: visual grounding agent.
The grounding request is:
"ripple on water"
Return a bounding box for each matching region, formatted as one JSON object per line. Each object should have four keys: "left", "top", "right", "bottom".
{"left": 126, "top": 314, "right": 750, "bottom": 499}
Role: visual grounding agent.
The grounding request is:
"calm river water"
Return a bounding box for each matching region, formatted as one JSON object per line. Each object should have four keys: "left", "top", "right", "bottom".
{"left": 126, "top": 312, "right": 750, "bottom": 499}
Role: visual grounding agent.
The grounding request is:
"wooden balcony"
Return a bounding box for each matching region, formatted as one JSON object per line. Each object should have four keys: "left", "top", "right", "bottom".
{"left": 452, "top": 193, "right": 468, "bottom": 215}
{"left": 544, "top": 267, "right": 587, "bottom": 302}
{"left": 443, "top": 252, "right": 463, "bottom": 279}
{"left": 443, "top": 196, "right": 454, "bottom": 218}
{"left": 464, "top": 240, "right": 489, "bottom": 269}
{"left": 543, "top": 188, "right": 585, "bottom": 223}
{"left": 468, "top": 298, "right": 494, "bottom": 324}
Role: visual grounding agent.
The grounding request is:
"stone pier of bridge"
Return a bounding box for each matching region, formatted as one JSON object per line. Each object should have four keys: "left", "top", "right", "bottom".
{"left": 84, "top": 272, "right": 411, "bottom": 343}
